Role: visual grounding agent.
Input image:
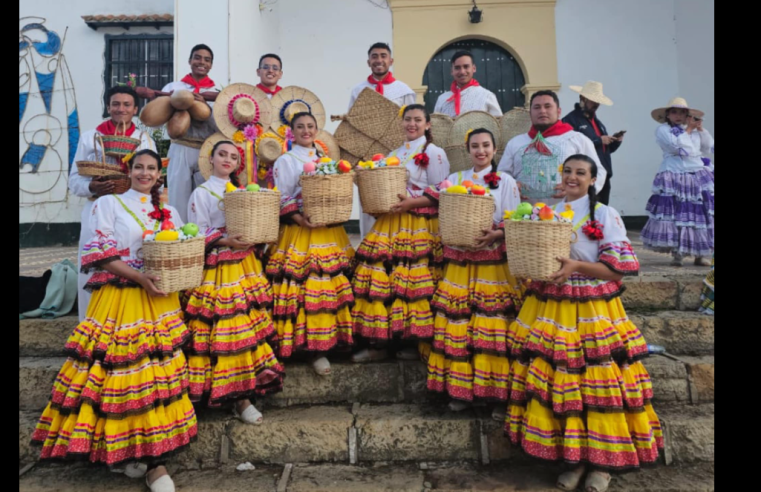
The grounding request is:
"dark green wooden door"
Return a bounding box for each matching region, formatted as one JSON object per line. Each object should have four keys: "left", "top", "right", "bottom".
{"left": 423, "top": 39, "right": 526, "bottom": 115}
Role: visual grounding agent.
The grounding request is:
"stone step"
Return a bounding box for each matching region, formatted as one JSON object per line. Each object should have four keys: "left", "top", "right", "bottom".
{"left": 19, "top": 458, "right": 714, "bottom": 492}
{"left": 622, "top": 274, "right": 705, "bottom": 312}
{"left": 18, "top": 354, "right": 714, "bottom": 413}
{"left": 18, "top": 308, "right": 713, "bottom": 359}
{"left": 20, "top": 401, "right": 714, "bottom": 466}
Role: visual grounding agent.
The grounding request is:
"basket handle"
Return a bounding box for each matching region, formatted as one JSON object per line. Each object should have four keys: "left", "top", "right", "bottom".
{"left": 217, "top": 197, "right": 226, "bottom": 212}
{"left": 330, "top": 114, "right": 347, "bottom": 122}
{"left": 570, "top": 230, "right": 578, "bottom": 244}
{"left": 94, "top": 133, "right": 106, "bottom": 167}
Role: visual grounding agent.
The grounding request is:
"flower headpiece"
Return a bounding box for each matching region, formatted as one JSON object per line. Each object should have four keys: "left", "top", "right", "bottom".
{"left": 464, "top": 128, "right": 474, "bottom": 145}
{"left": 398, "top": 105, "right": 408, "bottom": 118}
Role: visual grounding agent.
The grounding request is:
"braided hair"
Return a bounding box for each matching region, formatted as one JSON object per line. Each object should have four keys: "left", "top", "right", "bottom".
{"left": 402, "top": 104, "right": 432, "bottom": 154}
{"left": 128, "top": 149, "right": 165, "bottom": 224}
{"left": 562, "top": 154, "right": 602, "bottom": 239}
{"left": 466, "top": 128, "right": 499, "bottom": 190}
{"left": 210, "top": 140, "right": 241, "bottom": 187}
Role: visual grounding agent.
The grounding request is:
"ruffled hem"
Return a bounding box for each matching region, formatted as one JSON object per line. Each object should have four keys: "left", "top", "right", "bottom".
{"left": 525, "top": 276, "right": 626, "bottom": 303}
{"left": 354, "top": 212, "right": 438, "bottom": 264}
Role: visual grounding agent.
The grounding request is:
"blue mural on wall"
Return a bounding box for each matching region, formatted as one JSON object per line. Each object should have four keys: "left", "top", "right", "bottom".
{"left": 19, "top": 17, "right": 80, "bottom": 202}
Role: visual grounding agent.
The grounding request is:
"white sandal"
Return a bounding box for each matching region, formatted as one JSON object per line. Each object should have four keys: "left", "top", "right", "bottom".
{"left": 312, "top": 356, "right": 331, "bottom": 376}
{"left": 234, "top": 403, "right": 263, "bottom": 425}
{"left": 557, "top": 466, "right": 586, "bottom": 491}
{"left": 491, "top": 405, "right": 506, "bottom": 422}
{"left": 146, "top": 474, "right": 175, "bottom": 492}
{"left": 111, "top": 462, "right": 147, "bottom": 478}
{"left": 448, "top": 400, "right": 471, "bottom": 412}
{"left": 351, "top": 348, "right": 388, "bottom": 363}
{"left": 584, "top": 471, "right": 611, "bottom": 492}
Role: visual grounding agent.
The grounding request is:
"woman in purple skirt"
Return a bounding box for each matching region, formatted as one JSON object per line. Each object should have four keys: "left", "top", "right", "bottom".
{"left": 641, "top": 98, "right": 714, "bottom": 266}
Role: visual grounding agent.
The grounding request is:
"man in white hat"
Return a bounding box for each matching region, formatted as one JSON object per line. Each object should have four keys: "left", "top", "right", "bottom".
{"left": 138, "top": 44, "right": 221, "bottom": 222}
{"left": 349, "top": 42, "right": 416, "bottom": 236}
{"left": 562, "top": 81, "right": 624, "bottom": 205}
{"left": 434, "top": 51, "right": 502, "bottom": 118}
{"left": 498, "top": 90, "right": 605, "bottom": 206}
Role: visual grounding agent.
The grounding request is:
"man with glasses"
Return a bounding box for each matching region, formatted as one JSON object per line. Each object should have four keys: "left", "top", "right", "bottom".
{"left": 257, "top": 54, "right": 284, "bottom": 97}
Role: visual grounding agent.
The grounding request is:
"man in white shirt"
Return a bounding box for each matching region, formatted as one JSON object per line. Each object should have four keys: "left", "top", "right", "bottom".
{"left": 256, "top": 53, "right": 284, "bottom": 98}
{"left": 349, "top": 42, "right": 416, "bottom": 236}
{"left": 69, "top": 86, "right": 156, "bottom": 321}
{"left": 433, "top": 51, "right": 502, "bottom": 118}
{"left": 139, "top": 44, "right": 220, "bottom": 222}
{"left": 497, "top": 90, "right": 605, "bottom": 206}
{"left": 348, "top": 42, "right": 416, "bottom": 110}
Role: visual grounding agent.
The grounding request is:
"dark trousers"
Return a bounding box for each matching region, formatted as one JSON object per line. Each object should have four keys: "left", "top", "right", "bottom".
{"left": 598, "top": 175, "right": 611, "bottom": 205}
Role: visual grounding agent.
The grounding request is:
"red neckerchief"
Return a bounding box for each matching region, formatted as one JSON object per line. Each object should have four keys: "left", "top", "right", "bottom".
{"left": 180, "top": 73, "right": 215, "bottom": 93}
{"left": 588, "top": 117, "right": 605, "bottom": 152}
{"left": 367, "top": 72, "right": 396, "bottom": 95}
{"left": 96, "top": 119, "right": 136, "bottom": 137}
{"left": 446, "top": 79, "right": 480, "bottom": 116}
{"left": 525, "top": 121, "right": 574, "bottom": 155}
{"left": 257, "top": 83, "right": 282, "bottom": 95}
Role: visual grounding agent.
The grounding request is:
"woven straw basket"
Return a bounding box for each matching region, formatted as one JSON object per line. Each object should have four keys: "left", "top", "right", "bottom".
{"left": 106, "top": 174, "right": 131, "bottom": 195}
{"left": 356, "top": 166, "right": 408, "bottom": 214}
{"left": 300, "top": 173, "right": 354, "bottom": 226}
{"left": 444, "top": 145, "right": 471, "bottom": 173}
{"left": 77, "top": 134, "right": 126, "bottom": 177}
{"left": 504, "top": 220, "right": 574, "bottom": 281}
{"left": 439, "top": 193, "right": 495, "bottom": 248}
{"left": 100, "top": 134, "right": 141, "bottom": 158}
{"left": 430, "top": 113, "right": 454, "bottom": 147}
{"left": 500, "top": 107, "right": 531, "bottom": 147}
{"left": 142, "top": 235, "right": 205, "bottom": 293}
{"left": 450, "top": 111, "right": 502, "bottom": 150}
{"left": 222, "top": 190, "right": 281, "bottom": 244}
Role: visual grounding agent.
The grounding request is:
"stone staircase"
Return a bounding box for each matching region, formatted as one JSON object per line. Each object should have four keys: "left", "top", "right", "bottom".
{"left": 19, "top": 273, "right": 714, "bottom": 490}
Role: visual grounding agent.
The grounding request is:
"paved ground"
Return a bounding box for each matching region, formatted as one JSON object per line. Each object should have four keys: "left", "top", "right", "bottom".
{"left": 19, "top": 231, "right": 710, "bottom": 278}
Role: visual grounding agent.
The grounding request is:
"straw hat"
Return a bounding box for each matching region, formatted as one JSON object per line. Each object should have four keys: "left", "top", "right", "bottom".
{"left": 500, "top": 107, "right": 531, "bottom": 146}
{"left": 444, "top": 145, "right": 471, "bottom": 174}
{"left": 569, "top": 80, "right": 613, "bottom": 106}
{"left": 199, "top": 132, "right": 245, "bottom": 183}
{"left": 430, "top": 113, "right": 454, "bottom": 147}
{"left": 651, "top": 97, "right": 705, "bottom": 123}
{"left": 257, "top": 135, "right": 285, "bottom": 164}
{"left": 213, "top": 83, "right": 273, "bottom": 139}
{"left": 270, "top": 86, "right": 326, "bottom": 131}
{"left": 449, "top": 110, "right": 501, "bottom": 149}
{"left": 315, "top": 130, "right": 341, "bottom": 161}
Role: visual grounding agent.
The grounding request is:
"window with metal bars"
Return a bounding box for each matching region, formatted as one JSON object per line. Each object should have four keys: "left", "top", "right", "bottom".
{"left": 102, "top": 34, "right": 173, "bottom": 117}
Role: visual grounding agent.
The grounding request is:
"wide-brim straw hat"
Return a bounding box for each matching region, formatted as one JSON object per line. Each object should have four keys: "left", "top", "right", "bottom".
{"left": 213, "top": 83, "right": 274, "bottom": 139}
{"left": 651, "top": 97, "right": 705, "bottom": 123}
{"left": 257, "top": 134, "right": 285, "bottom": 164}
{"left": 449, "top": 110, "right": 502, "bottom": 149}
{"left": 199, "top": 132, "right": 248, "bottom": 184}
{"left": 430, "top": 113, "right": 454, "bottom": 147}
{"left": 500, "top": 107, "right": 532, "bottom": 146}
{"left": 569, "top": 80, "right": 613, "bottom": 106}
{"left": 315, "top": 130, "right": 341, "bottom": 161}
{"left": 270, "top": 86, "right": 326, "bottom": 131}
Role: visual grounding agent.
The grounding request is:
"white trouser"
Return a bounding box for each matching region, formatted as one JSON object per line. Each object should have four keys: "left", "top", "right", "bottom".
{"left": 77, "top": 201, "right": 95, "bottom": 322}
{"left": 167, "top": 143, "right": 206, "bottom": 223}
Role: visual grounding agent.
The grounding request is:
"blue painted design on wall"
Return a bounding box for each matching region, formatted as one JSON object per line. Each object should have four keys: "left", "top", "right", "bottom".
{"left": 20, "top": 144, "right": 48, "bottom": 173}
{"left": 19, "top": 93, "right": 29, "bottom": 123}
{"left": 36, "top": 72, "right": 56, "bottom": 114}
{"left": 67, "top": 109, "right": 79, "bottom": 173}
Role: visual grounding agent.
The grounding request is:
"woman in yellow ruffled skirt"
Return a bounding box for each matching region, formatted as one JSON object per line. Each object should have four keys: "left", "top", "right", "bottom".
{"left": 505, "top": 155, "right": 662, "bottom": 492}
{"left": 183, "top": 140, "right": 284, "bottom": 424}
{"left": 266, "top": 112, "right": 354, "bottom": 375}
{"left": 350, "top": 104, "right": 450, "bottom": 362}
{"left": 31, "top": 150, "right": 195, "bottom": 492}
{"left": 423, "top": 129, "right": 523, "bottom": 415}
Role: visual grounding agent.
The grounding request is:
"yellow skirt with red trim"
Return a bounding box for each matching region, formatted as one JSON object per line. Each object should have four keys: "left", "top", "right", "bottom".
{"left": 265, "top": 224, "right": 355, "bottom": 357}
{"left": 504, "top": 293, "right": 663, "bottom": 470}
{"left": 31, "top": 285, "right": 197, "bottom": 466}
{"left": 183, "top": 248, "right": 284, "bottom": 406}
{"left": 351, "top": 212, "right": 442, "bottom": 341}
{"left": 425, "top": 246, "right": 522, "bottom": 402}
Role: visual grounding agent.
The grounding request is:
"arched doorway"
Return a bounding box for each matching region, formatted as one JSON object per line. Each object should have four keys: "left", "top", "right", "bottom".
{"left": 423, "top": 39, "right": 526, "bottom": 115}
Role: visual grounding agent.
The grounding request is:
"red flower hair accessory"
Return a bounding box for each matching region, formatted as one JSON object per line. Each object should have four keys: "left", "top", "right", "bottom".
{"left": 413, "top": 153, "right": 429, "bottom": 168}
{"left": 148, "top": 206, "right": 172, "bottom": 221}
{"left": 581, "top": 220, "right": 604, "bottom": 240}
